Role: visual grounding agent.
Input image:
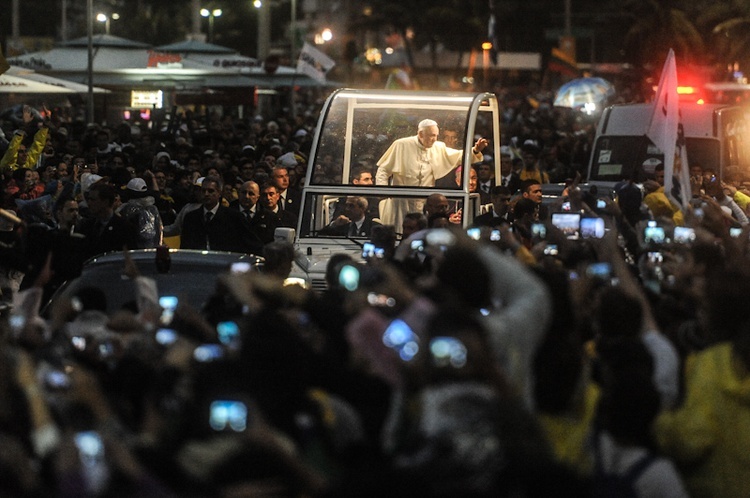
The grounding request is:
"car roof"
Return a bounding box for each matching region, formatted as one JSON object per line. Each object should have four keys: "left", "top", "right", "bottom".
{"left": 47, "top": 249, "right": 263, "bottom": 315}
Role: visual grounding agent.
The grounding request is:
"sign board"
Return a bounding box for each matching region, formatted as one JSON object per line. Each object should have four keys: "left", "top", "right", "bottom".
{"left": 131, "top": 90, "right": 163, "bottom": 109}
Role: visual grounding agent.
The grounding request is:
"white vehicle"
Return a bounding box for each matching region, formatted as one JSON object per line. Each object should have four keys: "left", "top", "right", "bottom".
{"left": 277, "top": 89, "right": 503, "bottom": 291}
{"left": 586, "top": 102, "right": 750, "bottom": 193}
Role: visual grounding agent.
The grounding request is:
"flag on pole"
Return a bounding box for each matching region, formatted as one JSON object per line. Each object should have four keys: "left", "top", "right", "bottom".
{"left": 548, "top": 47, "right": 579, "bottom": 77}
{"left": 646, "top": 49, "right": 690, "bottom": 209}
{"left": 297, "top": 42, "right": 335, "bottom": 83}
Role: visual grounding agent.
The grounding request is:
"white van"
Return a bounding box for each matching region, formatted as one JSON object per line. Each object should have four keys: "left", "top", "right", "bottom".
{"left": 277, "top": 88, "right": 503, "bottom": 290}
{"left": 587, "top": 102, "right": 750, "bottom": 191}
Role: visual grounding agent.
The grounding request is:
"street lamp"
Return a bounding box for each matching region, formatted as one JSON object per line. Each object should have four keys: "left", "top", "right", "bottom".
{"left": 96, "top": 12, "right": 119, "bottom": 34}
{"left": 314, "top": 27, "right": 332, "bottom": 45}
{"left": 200, "top": 8, "right": 222, "bottom": 43}
{"left": 96, "top": 12, "right": 120, "bottom": 34}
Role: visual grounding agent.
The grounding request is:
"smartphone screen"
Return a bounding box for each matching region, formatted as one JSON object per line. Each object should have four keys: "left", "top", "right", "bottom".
{"left": 45, "top": 370, "right": 71, "bottom": 390}
{"left": 193, "top": 344, "right": 225, "bottom": 363}
{"left": 531, "top": 223, "right": 546, "bottom": 240}
{"left": 230, "top": 262, "right": 252, "bottom": 273}
{"left": 580, "top": 217, "right": 605, "bottom": 239}
{"left": 155, "top": 328, "right": 178, "bottom": 346}
{"left": 217, "top": 321, "right": 240, "bottom": 347}
{"left": 338, "top": 264, "right": 360, "bottom": 291}
{"left": 410, "top": 239, "right": 425, "bottom": 251}
{"left": 361, "top": 242, "right": 376, "bottom": 259}
{"left": 644, "top": 225, "right": 666, "bottom": 245}
{"left": 75, "top": 431, "right": 104, "bottom": 461}
{"left": 209, "top": 400, "right": 248, "bottom": 432}
{"left": 674, "top": 226, "right": 696, "bottom": 243}
{"left": 159, "top": 295, "right": 178, "bottom": 325}
{"left": 466, "top": 227, "right": 481, "bottom": 240}
{"left": 586, "top": 262, "right": 612, "bottom": 279}
{"left": 382, "top": 319, "right": 419, "bottom": 361}
{"left": 647, "top": 251, "right": 664, "bottom": 264}
{"left": 429, "top": 336, "right": 467, "bottom": 368}
{"left": 551, "top": 213, "right": 581, "bottom": 240}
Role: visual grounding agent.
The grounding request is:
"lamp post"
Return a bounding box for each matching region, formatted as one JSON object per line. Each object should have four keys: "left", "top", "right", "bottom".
{"left": 290, "top": 0, "right": 298, "bottom": 63}
{"left": 86, "top": 0, "right": 94, "bottom": 124}
{"left": 256, "top": 1, "right": 270, "bottom": 61}
{"left": 200, "top": 8, "right": 222, "bottom": 43}
{"left": 96, "top": 13, "right": 119, "bottom": 34}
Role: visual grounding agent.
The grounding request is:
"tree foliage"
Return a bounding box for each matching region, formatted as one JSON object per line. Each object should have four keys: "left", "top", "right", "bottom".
{"left": 621, "top": 0, "right": 704, "bottom": 69}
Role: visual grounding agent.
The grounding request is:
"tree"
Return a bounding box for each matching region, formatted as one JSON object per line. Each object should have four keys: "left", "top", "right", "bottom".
{"left": 621, "top": 0, "right": 704, "bottom": 69}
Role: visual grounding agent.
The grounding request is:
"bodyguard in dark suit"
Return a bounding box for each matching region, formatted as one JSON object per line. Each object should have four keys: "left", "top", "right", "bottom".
{"left": 476, "top": 162, "right": 496, "bottom": 205}
{"left": 319, "top": 196, "right": 382, "bottom": 238}
{"left": 77, "top": 182, "right": 139, "bottom": 259}
{"left": 261, "top": 184, "right": 298, "bottom": 229}
{"left": 231, "top": 181, "right": 276, "bottom": 245}
{"left": 271, "top": 165, "right": 302, "bottom": 215}
{"left": 472, "top": 186, "right": 513, "bottom": 228}
{"left": 181, "top": 176, "right": 263, "bottom": 254}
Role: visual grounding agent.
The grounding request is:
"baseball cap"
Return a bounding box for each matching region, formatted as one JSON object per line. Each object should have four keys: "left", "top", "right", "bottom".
{"left": 127, "top": 178, "right": 148, "bottom": 192}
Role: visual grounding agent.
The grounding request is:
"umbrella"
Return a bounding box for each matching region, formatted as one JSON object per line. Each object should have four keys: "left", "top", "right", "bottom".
{"left": 554, "top": 77, "right": 615, "bottom": 112}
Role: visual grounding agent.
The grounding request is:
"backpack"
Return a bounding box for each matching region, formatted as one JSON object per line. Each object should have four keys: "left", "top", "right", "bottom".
{"left": 592, "top": 446, "right": 656, "bottom": 498}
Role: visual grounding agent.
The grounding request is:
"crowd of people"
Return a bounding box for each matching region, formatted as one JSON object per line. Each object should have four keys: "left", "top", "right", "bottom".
{"left": 0, "top": 86, "right": 749, "bottom": 497}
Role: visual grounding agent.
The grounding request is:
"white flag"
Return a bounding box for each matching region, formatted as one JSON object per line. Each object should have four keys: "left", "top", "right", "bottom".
{"left": 646, "top": 49, "right": 690, "bottom": 209}
{"left": 297, "top": 42, "right": 335, "bottom": 83}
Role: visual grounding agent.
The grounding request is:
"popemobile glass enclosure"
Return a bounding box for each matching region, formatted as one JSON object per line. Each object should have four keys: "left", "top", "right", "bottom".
{"left": 284, "top": 88, "right": 503, "bottom": 290}
{"left": 300, "top": 89, "right": 502, "bottom": 234}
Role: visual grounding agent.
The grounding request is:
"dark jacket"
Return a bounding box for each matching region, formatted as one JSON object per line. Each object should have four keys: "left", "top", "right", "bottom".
{"left": 473, "top": 209, "right": 512, "bottom": 228}
{"left": 181, "top": 205, "right": 263, "bottom": 254}
{"left": 268, "top": 206, "right": 298, "bottom": 229}
{"left": 318, "top": 217, "right": 382, "bottom": 238}
{"left": 279, "top": 187, "right": 302, "bottom": 214}
{"left": 78, "top": 213, "right": 139, "bottom": 259}
{"left": 477, "top": 180, "right": 496, "bottom": 205}
{"left": 230, "top": 201, "right": 277, "bottom": 245}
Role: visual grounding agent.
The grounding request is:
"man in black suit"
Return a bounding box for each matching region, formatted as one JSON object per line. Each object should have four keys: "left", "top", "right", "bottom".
{"left": 78, "top": 182, "right": 139, "bottom": 259}
{"left": 261, "top": 184, "right": 297, "bottom": 229}
{"left": 181, "top": 176, "right": 263, "bottom": 254}
{"left": 231, "top": 180, "right": 276, "bottom": 245}
{"left": 271, "top": 165, "right": 301, "bottom": 215}
{"left": 319, "top": 196, "right": 381, "bottom": 238}
{"left": 472, "top": 186, "right": 513, "bottom": 228}
{"left": 330, "top": 166, "right": 380, "bottom": 220}
{"left": 476, "top": 161, "right": 496, "bottom": 205}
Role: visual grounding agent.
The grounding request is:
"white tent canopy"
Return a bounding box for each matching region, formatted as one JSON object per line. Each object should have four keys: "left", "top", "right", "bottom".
{"left": 0, "top": 73, "right": 75, "bottom": 94}
{"left": 8, "top": 34, "right": 331, "bottom": 89}
{"left": 6, "top": 66, "right": 109, "bottom": 93}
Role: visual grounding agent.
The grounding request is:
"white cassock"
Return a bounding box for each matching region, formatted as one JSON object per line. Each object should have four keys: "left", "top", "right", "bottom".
{"left": 375, "top": 135, "right": 482, "bottom": 227}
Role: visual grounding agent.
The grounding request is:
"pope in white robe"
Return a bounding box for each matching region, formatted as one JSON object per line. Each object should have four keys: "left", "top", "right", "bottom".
{"left": 376, "top": 119, "right": 487, "bottom": 227}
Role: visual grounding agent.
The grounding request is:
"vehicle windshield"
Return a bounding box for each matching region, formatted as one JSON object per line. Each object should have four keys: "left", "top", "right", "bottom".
{"left": 589, "top": 136, "right": 720, "bottom": 183}
{"left": 309, "top": 91, "right": 498, "bottom": 190}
